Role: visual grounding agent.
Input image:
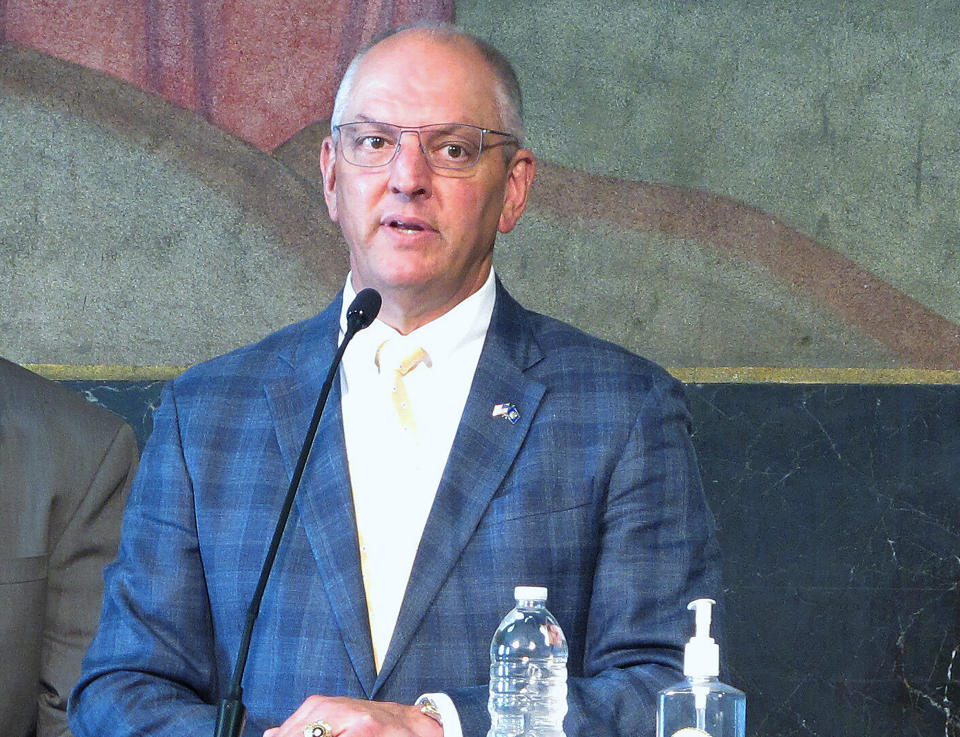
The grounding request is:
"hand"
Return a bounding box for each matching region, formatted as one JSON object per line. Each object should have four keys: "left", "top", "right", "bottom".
{"left": 263, "top": 695, "right": 444, "bottom": 737}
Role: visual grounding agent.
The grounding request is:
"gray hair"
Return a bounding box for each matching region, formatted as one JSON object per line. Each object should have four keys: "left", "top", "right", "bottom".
{"left": 330, "top": 23, "right": 525, "bottom": 144}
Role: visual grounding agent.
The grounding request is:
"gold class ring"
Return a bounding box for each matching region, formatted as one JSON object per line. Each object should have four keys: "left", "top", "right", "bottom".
{"left": 303, "top": 721, "right": 334, "bottom": 737}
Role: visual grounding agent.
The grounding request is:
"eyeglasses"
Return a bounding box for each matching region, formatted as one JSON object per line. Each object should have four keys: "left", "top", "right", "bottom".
{"left": 332, "top": 121, "right": 519, "bottom": 171}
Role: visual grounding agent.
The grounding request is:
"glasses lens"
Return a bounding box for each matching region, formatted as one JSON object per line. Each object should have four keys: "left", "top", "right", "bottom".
{"left": 338, "top": 123, "right": 400, "bottom": 166}
{"left": 419, "top": 125, "right": 483, "bottom": 169}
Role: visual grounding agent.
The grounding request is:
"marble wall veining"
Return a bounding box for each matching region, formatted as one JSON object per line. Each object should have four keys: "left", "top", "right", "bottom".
{"left": 687, "top": 383, "right": 959, "bottom": 737}
{"left": 65, "top": 378, "right": 960, "bottom": 737}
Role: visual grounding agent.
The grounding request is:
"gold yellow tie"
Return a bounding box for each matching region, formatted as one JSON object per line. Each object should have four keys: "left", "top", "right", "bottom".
{"left": 377, "top": 342, "right": 429, "bottom": 434}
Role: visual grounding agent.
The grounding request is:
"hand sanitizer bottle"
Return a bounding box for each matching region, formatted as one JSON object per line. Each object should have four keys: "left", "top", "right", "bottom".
{"left": 656, "top": 599, "right": 745, "bottom": 737}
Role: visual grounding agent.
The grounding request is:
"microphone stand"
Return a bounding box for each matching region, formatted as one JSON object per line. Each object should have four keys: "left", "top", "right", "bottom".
{"left": 214, "top": 289, "right": 381, "bottom": 737}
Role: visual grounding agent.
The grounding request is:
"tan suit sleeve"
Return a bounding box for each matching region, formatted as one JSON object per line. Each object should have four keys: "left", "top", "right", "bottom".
{"left": 37, "top": 419, "right": 138, "bottom": 737}
{"left": 0, "top": 358, "right": 139, "bottom": 737}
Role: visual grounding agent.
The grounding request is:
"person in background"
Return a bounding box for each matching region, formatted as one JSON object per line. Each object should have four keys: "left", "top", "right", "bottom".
{"left": 71, "top": 23, "right": 721, "bottom": 737}
{"left": 1, "top": 357, "right": 138, "bottom": 737}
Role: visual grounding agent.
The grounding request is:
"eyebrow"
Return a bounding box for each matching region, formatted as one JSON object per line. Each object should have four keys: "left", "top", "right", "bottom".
{"left": 342, "top": 118, "right": 479, "bottom": 132}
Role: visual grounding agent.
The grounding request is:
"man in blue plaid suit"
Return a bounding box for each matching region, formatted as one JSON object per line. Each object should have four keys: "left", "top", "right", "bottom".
{"left": 70, "top": 24, "right": 720, "bottom": 737}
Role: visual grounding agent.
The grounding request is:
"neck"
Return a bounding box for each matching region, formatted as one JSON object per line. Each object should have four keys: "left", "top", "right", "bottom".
{"left": 352, "top": 266, "right": 493, "bottom": 335}
{"left": 376, "top": 300, "right": 460, "bottom": 335}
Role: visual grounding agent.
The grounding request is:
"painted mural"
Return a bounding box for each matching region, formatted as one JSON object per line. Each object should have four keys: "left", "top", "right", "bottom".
{"left": 2, "top": 1, "right": 958, "bottom": 372}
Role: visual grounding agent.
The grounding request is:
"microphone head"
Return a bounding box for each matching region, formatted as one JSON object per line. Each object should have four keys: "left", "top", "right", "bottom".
{"left": 346, "top": 288, "right": 382, "bottom": 333}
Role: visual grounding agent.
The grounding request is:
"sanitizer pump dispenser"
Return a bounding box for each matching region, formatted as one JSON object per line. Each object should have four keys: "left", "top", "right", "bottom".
{"left": 656, "top": 599, "right": 746, "bottom": 737}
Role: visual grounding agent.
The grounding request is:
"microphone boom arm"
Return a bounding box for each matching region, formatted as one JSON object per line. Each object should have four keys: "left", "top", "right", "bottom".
{"left": 214, "top": 288, "right": 381, "bottom": 737}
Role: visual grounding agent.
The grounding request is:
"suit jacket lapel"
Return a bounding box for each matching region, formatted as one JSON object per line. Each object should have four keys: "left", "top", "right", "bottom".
{"left": 263, "top": 296, "right": 378, "bottom": 696}
{"left": 374, "top": 284, "right": 546, "bottom": 691}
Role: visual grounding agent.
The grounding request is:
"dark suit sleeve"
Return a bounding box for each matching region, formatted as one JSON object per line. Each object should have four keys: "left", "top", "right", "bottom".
{"left": 446, "top": 375, "right": 721, "bottom": 737}
{"left": 38, "top": 420, "right": 139, "bottom": 737}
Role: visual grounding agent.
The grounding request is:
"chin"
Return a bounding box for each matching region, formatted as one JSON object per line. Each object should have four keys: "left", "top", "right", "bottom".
{"left": 374, "top": 262, "right": 441, "bottom": 287}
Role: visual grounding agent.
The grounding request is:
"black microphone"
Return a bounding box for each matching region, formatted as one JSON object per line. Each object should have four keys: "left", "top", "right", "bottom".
{"left": 346, "top": 287, "right": 381, "bottom": 333}
{"left": 214, "top": 288, "right": 381, "bottom": 737}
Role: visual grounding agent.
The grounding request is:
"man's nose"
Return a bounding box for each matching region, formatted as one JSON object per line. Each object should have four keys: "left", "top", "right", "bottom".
{"left": 388, "top": 130, "right": 432, "bottom": 198}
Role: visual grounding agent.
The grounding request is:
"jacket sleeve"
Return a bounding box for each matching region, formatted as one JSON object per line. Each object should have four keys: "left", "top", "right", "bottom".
{"left": 38, "top": 417, "right": 138, "bottom": 737}
{"left": 68, "top": 382, "right": 264, "bottom": 736}
{"left": 446, "top": 376, "right": 722, "bottom": 737}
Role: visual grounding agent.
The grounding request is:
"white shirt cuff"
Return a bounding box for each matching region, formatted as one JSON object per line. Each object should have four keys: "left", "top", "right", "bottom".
{"left": 416, "top": 692, "right": 464, "bottom": 737}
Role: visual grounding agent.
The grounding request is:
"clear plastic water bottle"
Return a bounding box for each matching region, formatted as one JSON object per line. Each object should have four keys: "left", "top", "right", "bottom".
{"left": 487, "top": 586, "right": 568, "bottom": 737}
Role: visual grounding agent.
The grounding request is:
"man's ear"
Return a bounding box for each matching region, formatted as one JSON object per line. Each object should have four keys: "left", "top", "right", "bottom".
{"left": 498, "top": 148, "right": 536, "bottom": 234}
{"left": 320, "top": 136, "right": 339, "bottom": 222}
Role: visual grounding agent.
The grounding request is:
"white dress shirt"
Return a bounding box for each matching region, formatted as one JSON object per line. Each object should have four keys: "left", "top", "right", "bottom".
{"left": 338, "top": 270, "right": 496, "bottom": 676}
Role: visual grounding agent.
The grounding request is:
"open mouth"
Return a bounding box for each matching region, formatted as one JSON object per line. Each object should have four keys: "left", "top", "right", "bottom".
{"left": 384, "top": 215, "right": 434, "bottom": 234}
{"left": 390, "top": 219, "right": 425, "bottom": 232}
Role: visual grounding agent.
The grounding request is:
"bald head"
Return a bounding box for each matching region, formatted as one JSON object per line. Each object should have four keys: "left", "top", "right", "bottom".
{"left": 331, "top": 24, "right": 525, "bottom": 143}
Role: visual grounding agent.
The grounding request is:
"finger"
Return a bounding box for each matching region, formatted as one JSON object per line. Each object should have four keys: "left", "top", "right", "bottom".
{"left": 271, "top": 696, "right": 339, "bottom": 737}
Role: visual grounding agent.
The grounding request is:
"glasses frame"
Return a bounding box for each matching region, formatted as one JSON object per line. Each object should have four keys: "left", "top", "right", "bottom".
{"left": 332, "top": 121, "right": 519, "bottom": 171}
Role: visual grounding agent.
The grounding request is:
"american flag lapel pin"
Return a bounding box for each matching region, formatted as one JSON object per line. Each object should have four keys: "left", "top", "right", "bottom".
{"left": 492, "top": 402, "right": 520, "bottom": 424}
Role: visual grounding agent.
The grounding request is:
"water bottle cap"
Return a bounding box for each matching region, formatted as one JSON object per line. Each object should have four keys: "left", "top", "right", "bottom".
{"left": 514, "top": 585, "right": 548, "bottom": 602}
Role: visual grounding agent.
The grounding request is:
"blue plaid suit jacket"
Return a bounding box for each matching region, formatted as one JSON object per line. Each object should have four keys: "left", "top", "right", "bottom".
{"left": 70, "top": 283, "right": 720, "bottom": 737}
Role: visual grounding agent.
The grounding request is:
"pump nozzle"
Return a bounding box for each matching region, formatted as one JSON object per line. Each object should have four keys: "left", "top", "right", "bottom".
{"left": 689, "top": 598, "right": 714, "bottom": 639}
{"left": 683, "top": 598, "right": 719, "bottom": 678}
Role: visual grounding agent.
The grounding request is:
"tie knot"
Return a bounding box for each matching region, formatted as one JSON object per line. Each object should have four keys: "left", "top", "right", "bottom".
{"left": 376, "top": 340, "right": 430, "bottom": 377}
{"left": 397, "top": 347, "right": 428, "bottom": 376}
